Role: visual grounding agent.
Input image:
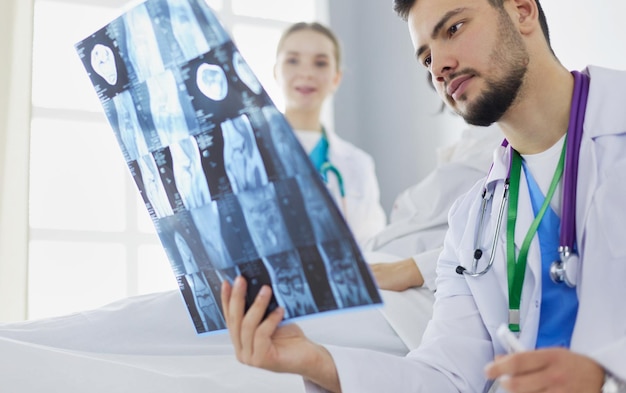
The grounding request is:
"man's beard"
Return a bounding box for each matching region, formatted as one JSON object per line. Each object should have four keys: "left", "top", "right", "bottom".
{"left": 461, "top": 65, "right": 526, "bottom": 126}
{"left": 455, "top": 11, "right": 529, "bottom": 126}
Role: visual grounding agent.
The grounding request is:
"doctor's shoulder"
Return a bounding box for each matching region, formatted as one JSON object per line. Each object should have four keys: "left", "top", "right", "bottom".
{"left": 329, "top": 135, "right": 377, "bottom": 168}
{"left": 446, "top": 175, "right": 487, "bottom": 224}
{"left": 330, "top": 138, "right": 380, "bottom": 183}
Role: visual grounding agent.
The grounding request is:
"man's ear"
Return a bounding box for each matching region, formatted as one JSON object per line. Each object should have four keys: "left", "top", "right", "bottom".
{"left": 510, "top": 0, "right": 539, "bottom": 36}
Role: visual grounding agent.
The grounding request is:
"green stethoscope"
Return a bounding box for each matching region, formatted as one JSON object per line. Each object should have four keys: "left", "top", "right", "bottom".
{"left": 308, "top": 126, "right": 347, "bottom": 211}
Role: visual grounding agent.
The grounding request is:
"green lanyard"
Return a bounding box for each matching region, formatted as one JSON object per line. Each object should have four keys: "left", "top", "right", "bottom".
{"left": 506, "top": 138, "right": 567, "bottom": 332}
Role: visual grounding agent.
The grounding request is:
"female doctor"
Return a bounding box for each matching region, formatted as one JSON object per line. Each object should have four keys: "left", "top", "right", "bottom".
{"left": 274, "top": 22, "right": 387, "bottom": 246}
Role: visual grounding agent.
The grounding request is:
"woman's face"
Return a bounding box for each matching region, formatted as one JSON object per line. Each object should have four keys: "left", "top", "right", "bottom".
{"left": 274, "top": 29, "right": 342, "bottom": 113}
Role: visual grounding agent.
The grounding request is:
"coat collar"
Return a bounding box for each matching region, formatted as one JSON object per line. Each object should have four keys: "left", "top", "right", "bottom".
{"left": 483, "top": 143, "right": 511, "bottom": 197}
{"left": 584, "top": 65, "right": 626, "bottom": 139}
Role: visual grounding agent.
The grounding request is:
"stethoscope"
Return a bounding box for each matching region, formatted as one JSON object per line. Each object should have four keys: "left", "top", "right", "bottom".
{"left": 456, "top": 71, "right": 590, "bottom": 288}
{"left": 309, "top": 126, "right": 347, "bottom": 211}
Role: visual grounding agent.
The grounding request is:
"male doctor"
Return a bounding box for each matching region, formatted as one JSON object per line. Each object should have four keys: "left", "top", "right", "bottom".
{"left": 221, "top": 0, "right": 626, "bottom": 392}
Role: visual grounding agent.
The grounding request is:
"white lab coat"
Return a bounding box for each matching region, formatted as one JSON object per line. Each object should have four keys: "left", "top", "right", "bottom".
{"left": 296, "top": 127, "right": 387, "bottom": 246}
{"left": 306, "top": 65, "right": 626, "bottom": 392}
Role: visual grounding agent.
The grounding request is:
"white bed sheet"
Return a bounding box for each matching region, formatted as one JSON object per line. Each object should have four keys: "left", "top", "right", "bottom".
{"left": 0, "top": 287, "right": 432, "bottom": 392}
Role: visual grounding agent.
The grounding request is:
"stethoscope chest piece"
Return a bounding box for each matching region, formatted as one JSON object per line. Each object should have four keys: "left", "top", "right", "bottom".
{"left": 549, "top": 248, "right": 579, "bottom": 287}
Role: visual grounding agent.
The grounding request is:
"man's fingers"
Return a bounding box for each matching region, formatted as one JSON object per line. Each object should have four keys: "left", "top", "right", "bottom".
{"left": 239, "top": 284, "right": 274, "bottom": 361}
{"left": 222, "top": 277, "right": 283, "bottom": 366}
{"left": 249, "top": 307, "right": 285, "bottom": 368}
{"left": 485, "top": 350, "right": 550, "bottom": 381}
{"left": 256, "top": 306, "right": 285, "bottom": 341}
{"left": 221, "top": 279, "right": 232, "bottom": 321}
{"left": 223, "top": 276, "right": 247, "bottom": 353}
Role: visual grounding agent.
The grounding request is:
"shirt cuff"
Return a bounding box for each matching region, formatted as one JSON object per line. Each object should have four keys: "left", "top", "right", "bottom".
{"left": 412, "top": 247, "right": 443, "bottom": 291}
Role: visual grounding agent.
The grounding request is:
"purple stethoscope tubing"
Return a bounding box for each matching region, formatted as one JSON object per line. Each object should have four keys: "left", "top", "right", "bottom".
{"left": 561, "top": 70, "right": 589, "bottom": 252}
{"left": 548, "top": 70, "right": 589, "bottom": 287}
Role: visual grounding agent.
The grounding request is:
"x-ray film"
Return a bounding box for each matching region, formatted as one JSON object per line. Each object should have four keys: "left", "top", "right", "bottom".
{"left": 75, "top": 0, "right": 382, "bottom": 334}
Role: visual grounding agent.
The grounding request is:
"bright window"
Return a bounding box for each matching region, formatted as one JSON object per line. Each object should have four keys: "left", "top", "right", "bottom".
{"left": 29, "top": 0, "right": 327, "bottom": 320}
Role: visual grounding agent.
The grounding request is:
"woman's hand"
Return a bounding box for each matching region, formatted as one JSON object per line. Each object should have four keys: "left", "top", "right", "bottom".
{"left": 369, "top": 258, "right": 424, "bottom": 291}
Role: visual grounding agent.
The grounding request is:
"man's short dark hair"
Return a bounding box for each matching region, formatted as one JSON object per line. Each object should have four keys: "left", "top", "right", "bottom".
{"left": 392, "top": 0, "right": 415, "bottom": 21}
{"left": 393, "top": 0, "right": 551, "bottom": 48}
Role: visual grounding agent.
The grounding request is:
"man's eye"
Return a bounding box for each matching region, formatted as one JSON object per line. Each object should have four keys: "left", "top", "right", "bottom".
{"left": 449, "top": 22, "right": 464, "bottom": 36}
{"left": 423, "top": 55, "right": 432, "bottom": 68}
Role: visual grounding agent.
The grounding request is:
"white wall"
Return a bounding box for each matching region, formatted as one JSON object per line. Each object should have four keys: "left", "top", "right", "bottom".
{"left": 0, "top": 0, "right": 33, "bottom": 321}
{"left": 541, "top": 1, "right": 626, "bottom": 71}
{"left": 329, "top": 1, "right": 463, "bottom": 215}
{"left": 328, "top": 0, "right": 626, "bottom": 215}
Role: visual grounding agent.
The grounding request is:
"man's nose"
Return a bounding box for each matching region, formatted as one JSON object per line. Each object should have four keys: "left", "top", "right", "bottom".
{"left": 431, "top": 50, "right": 457, "bottom": 83}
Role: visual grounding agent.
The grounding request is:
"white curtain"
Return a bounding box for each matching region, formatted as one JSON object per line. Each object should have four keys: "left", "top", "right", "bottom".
{"left": 0, "top": 0, "right": 34, "bottom": 322}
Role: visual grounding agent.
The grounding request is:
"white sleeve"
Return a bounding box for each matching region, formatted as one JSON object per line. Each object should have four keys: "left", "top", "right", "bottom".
{"left": 348, "top": 157, "right": 387, "bottom": 247}
{"left": 412, "top": 246, "right": 443, "bottom": 291}
{"left": 303, "top": 379, "right": 331, "bottom": 393}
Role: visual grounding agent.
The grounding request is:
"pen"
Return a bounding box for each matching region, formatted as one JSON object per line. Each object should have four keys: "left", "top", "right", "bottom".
{"left": 484, "top": 324, "right": 526, "bottom": 393}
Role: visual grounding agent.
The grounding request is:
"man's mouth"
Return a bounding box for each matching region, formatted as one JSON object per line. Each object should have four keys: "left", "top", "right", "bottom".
{"left": 446, "top": 75, "right": 473, "bottom": 100}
